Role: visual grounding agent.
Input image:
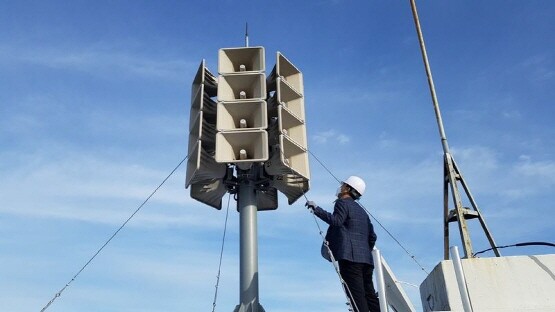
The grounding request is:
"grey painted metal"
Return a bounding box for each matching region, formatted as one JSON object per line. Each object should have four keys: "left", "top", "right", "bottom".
{"left": 236, "top": 180, "right": 262, "bottom": 312}
{"left": 449, "top": 246, "right": 474, "bottom": 312}
{"left": 372, "top": 249, "right": 388, "bottom": 312}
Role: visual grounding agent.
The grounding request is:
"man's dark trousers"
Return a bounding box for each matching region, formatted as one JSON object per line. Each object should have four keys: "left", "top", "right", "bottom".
{"left": 339, "top": 260, "right": 381, "bottom": 312}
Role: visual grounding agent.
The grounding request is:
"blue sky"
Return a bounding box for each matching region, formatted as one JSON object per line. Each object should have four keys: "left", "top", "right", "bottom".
{"left": 1, "top": 1, "right": 554, "bottom": 311}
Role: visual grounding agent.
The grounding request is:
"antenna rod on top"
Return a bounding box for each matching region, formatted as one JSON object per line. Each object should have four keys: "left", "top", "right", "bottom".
{"left": 245, "top": 22, "right": 249, "bottom": 47}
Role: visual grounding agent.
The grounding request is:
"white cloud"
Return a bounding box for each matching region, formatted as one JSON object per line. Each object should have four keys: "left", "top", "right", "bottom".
{"left": 377, "top": 131, "right": 399, "bottom": 149}
{"left": 519, "top": 54, "right": 554, "bottom": 82}
{"left": 0, "top": 44, "right": 196, "bottom": 82}
{"left": 501, "top": 109, "right": 522, "bottom": 119}
{"left": 336, "top": 134, "right": 350, "bottom": 144}
{"left": 312, "top": 129, "right": 351, "bottom": 145}
{"left": 0, "top": 153, "right": 228, "bottom": 229}
{"left": 450, "top": 145, "right": 499, "bottom": 172}
{"left": 514, "top": 158, "right": 555, "bottom": 184}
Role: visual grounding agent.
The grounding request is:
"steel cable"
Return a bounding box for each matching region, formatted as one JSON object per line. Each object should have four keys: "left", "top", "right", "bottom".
{"left": 473, "top": 241, "right": 555, "bottom": 257}
{"left": 305, "top": 149, "right": 430, "bottom": 274}
{"left": 307, "top": 203, "right": 361, "bottom": 312}
{"left": 40, "top": 155, "right": 188, "bottom": 312}
{"left": 279, "top": 151, "right": 359, "bottom": 312}
{"left": 211, "top": 193, "right": 232, "bottom": 312}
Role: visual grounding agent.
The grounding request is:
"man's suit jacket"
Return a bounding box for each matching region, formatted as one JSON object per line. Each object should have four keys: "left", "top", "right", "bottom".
{"left": 313, "top": 198, "right": 377, "bottom": 265}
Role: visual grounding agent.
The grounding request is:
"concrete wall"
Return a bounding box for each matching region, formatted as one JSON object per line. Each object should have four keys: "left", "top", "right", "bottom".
{"left": 420, "top": 254, "right": 555, "bottom": 312}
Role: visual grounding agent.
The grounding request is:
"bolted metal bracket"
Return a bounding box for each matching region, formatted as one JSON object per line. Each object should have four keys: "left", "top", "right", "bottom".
{"left": 447, "top": 207, "right": 480, "bottom": 223}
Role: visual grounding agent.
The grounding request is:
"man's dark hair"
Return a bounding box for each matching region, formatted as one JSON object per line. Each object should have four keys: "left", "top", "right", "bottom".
{"left": 346, "top": 185, "right": 361, "bottom": 200}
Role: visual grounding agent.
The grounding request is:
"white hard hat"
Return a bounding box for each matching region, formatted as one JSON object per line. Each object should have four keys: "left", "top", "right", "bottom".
{"left": 343, "top": 176, "right": 366, "bottom": 197}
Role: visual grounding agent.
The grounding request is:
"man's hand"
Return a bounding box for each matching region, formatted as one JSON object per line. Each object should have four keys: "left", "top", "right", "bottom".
{"left": 305, "top": 201, "right": 317, "bottom": 210}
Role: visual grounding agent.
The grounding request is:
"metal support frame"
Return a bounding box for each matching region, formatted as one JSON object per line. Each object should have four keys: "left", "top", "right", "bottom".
{"left": 443, "top": 154, "right": 501, "bottom": 259}
{"left": 409, "top": 0, "right": 500, "bottom": 259}
{"left": 444, "top": 153, "right": 473, "bottom": 259}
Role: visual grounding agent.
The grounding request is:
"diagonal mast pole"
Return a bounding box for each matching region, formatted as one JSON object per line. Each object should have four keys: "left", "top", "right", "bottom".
{"left": 409, "top": 0, "right": 449, "bottom": 155}
{"left": 408, "top": 0, "right": 500, "bottom": 259}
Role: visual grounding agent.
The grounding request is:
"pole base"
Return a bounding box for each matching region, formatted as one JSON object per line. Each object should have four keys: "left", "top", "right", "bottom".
{"left": 233, "top": 303, "right": 266, "bottom": 312}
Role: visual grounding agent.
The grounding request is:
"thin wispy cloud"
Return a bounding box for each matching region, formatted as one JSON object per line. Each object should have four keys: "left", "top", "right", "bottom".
{"left": 0, "top": 44, "right": 196, "bottom": 82}
{"left": 0, "top": 153, "right": 222, "bottom": 228}
{"left": 451, "top": 146, "right": 499, "bottom": 171}
{"left": 501, "top": 109, "right": 522, "bottom": 119}
{"left": 312, "top": 129, "right": 351, "bottom": 144}
{"left": 514, "top": 157, "right": 555, "bottom": 185}
{"left": 518, "top": 54, "right": 554, "bottom": 82}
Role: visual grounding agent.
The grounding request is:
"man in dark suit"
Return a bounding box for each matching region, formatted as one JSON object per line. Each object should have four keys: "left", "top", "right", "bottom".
{"left": 306, "top": 176, "right": 380, "bottom": 312}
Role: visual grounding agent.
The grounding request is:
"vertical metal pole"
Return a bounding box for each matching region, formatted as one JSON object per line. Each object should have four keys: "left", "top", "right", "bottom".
{"left": 372, "top": 248, "right": 388, "bottom": 312}
{"left": 238, "top": 179, "right": 259, "bottom": 312}
{"left": 450, "top": 246, "right": 473, "bottom": 312}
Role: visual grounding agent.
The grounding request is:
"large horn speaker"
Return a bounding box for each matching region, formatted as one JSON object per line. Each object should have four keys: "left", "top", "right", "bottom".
{"left": 192, "top": 59, "right": 217, "bottom": 99}
{"left": 268, "top": 77, "right": 304, "bottom": 121}
{"left": 189, "top": 111, "right": 217, "bottom": 154}
{"left": 189, "top": 84, "right": 217, "bottom": 130}
{"left": 186, "top": 140, "right": 227, "bottom": 188}
{"left": 217, "top": 73, "right": 266, "bottom": 102}
{"left": 217, "top": 100, "right": 268, "bottom": 132}
{"left": 218, "top": 47, "right": 265, "bottom": 74}
{"left": 267, "top": 52, "right": 303, "bottom": 94}
{"left": 190, "top": 178, "right": 228, "bottom": 210}
{"left": 270, "top": 174, "right": 309, "bottom": 205}
{"left": 215, "top": 130, "right": 269, "bottom": 164}
{"left": 264, "top": 135, "right": 310, "bottom": 180}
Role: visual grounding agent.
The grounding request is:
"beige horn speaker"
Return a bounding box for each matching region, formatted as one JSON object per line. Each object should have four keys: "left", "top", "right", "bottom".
{"left": 190, "top": 178, "right": 228, "bottom": 210}
{"left": 215, "top": 130, "right": 269, "bottom": 169}
{"left": 217, "top": 100, "right": 268, "bottom": 132}
{"left": 218, "top": 46, "right": 265, "bottom": 74}
{"left": 217, "top": 73, "right": 266, "bottom": 102}
{"left": 185, "top": 140, "right": 227, "bottom": 188}
{"left": 267, "top": 52, "right": 303, "bottom": 94}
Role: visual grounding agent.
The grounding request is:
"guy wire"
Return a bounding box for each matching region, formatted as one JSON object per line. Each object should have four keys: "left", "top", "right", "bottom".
{"left": 40, "top": 154, "right": 189, "bottom": 312}
{"left": 212, "top": 193, "right": 232, "bottom": 312}
{"left": 304, "top": 148, "right": 429, "bottom": 274}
